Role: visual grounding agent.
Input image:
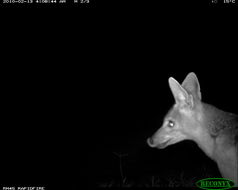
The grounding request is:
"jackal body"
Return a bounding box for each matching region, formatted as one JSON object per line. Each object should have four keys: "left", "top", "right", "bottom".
{"left": 147, "top": 72, "right": 238, "bottom": 186}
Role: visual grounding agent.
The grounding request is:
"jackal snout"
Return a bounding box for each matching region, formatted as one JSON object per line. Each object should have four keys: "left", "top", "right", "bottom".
{"left": 146, "top": 72, "right": 238, "bottom": 186}
{"left": 147, "top": 126, "right": 173, "bottom": 149}
{"left": 147, "top": 137, "right": 163, "bottom": 148}
{"left": 147, "top": 136, "right": 170, "bottom": 149}
{"left": 147, "top": 137, "right": 154, "bottom": 146}
{"left": 147, "top": 72, "right": 203, "bottom": 150}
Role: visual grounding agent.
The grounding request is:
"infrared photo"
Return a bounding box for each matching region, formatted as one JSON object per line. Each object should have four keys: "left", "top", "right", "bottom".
{"left": 2, "top": 0, "right": 238, "bottom": 189}
{"left": 87, "top": 67, "right": 238, "bottom": 189}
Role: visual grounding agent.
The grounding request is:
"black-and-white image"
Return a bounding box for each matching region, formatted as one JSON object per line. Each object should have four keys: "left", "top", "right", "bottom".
{"left": 87, "top": 68, "right": 238, "bottom": 188}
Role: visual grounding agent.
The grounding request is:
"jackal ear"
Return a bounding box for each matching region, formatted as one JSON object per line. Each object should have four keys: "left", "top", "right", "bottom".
{"left": 168, "top": 77, "right": 193, "bottom": 107}
{"left": 182, "top": 72, "right": 201, "bottom": 101}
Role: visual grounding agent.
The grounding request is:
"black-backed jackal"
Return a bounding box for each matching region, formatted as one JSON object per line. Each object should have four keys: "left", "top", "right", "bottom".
{"left": 147, "top": 72, "right": 238, "bottom": 186}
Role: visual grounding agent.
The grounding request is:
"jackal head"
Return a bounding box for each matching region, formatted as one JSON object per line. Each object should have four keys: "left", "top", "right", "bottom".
{"left": 147, "top": 72, "right": 204, "bottom": 149}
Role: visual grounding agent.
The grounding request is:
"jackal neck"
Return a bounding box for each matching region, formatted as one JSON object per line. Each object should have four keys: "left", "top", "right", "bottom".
{"left": 203, "top": 103, "right": 238, "bottom": 137}
{"left": 200, "top": 103, "right": 238, "bottom": 159}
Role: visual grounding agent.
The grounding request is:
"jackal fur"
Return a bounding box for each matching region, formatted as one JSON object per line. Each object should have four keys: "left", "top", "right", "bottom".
{"left": 147, "top": 72, "right": 238, "bottom": 186}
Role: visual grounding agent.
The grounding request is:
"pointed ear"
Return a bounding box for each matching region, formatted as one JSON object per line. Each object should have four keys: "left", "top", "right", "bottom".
{"left": 168, "top": 77, "right": 193, "bottom": 106}
{"left": 181, "top": 72, "right": 201, "bottom": 100}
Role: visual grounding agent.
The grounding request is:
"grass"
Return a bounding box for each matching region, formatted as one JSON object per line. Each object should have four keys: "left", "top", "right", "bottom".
{"left": 96, "top": 152, "right": 217, "bottom": 188}
{"left": 97, "top": 174, "right": 199, "bottom": 187}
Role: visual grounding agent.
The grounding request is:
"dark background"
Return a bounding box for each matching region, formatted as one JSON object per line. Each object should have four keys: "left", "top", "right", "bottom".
{"left": 1, "top": 1, "right": 237, "bottom": 189}
{"left": 0, "top": 67, "right": 68, "bottom": 188}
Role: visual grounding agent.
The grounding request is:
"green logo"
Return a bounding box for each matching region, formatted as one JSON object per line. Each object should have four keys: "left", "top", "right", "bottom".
{"left": 196, "top": 178, "right": 234, "bottom": 190}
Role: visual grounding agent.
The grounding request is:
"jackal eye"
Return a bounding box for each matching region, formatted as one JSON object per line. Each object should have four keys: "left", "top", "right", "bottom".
{"left": 167, "top": 120, "right": 175, "bottom": 128}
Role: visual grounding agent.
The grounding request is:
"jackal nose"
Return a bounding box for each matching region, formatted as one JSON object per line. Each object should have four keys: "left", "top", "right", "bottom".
{"left": 147, "top": 137, "right": 156, "bottom": 147}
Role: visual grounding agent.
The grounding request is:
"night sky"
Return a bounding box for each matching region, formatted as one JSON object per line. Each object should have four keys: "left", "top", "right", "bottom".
{"left": 87, "top": 67, "right": 238, "bottom": 188}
